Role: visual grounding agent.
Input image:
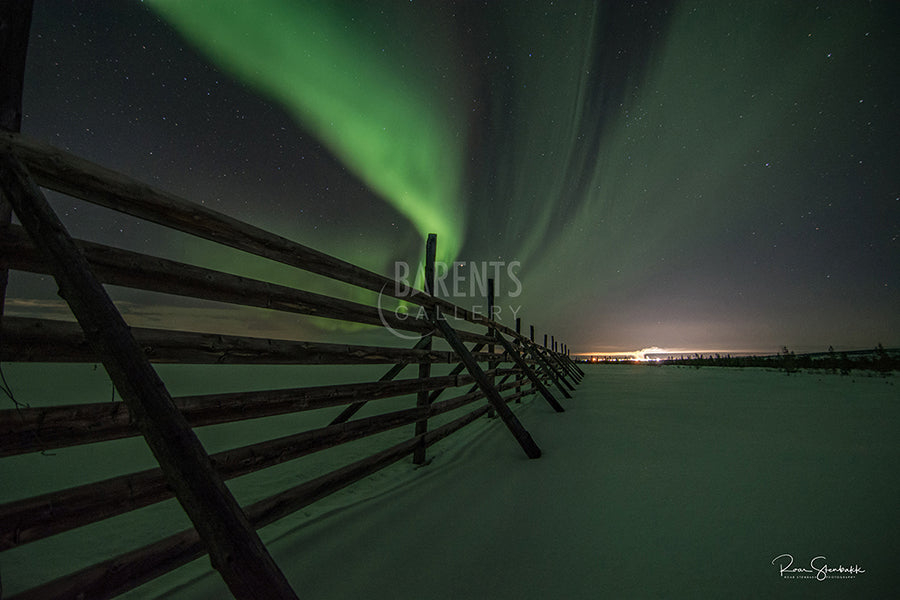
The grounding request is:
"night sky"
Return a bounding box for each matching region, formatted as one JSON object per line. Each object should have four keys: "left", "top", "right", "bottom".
{"left": 8, "top": 0, "right": 899, "bottom": 355}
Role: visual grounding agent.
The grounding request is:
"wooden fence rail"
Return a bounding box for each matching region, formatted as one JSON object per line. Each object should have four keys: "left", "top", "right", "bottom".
{"left": 1, "top": 315, "right": 498, "bottom": 365}
{"left": 0, "top": 366, "right": 522, "bottom": 457}
{"left": 9, "top": 401, "right": 508, "bottom": 600}
{"left": 0, "top": 131, "right": 579, "bottom": 598}
{"left": 2, "top": 144, "right": 299, "bottom": 598}
{"left": 1, "top": 378, "right": 530, "bottom": 550}
{"left": 0, "top": 92, "right": 579, "bottom": 600}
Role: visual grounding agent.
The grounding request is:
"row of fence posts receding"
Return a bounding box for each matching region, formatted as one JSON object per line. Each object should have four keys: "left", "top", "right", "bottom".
{"left": 0, "top": 135, "right": 584, "bottom": 599}
{"left": 0, "top": 5, "right": 584, "bottom": 597}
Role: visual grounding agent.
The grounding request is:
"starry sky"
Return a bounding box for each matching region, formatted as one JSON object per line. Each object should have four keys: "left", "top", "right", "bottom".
{"left": 8, "top": 0, "right": 899, "bottom": 354}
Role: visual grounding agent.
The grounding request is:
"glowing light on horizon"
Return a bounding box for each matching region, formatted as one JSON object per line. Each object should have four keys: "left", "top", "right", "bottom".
{"left": 575, "top": 346, "right": 772, "bottom": 363}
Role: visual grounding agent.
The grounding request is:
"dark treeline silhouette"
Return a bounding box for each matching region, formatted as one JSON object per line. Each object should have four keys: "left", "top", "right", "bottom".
{"left": 657, "top": 344, "right": 899, "bottom": 375}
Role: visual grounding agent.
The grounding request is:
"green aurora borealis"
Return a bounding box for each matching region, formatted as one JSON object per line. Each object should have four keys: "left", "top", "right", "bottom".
{"left": 147, "top": 0, "right": 468, "bottom": 267}
{"left": 11, "top": 0, "right": 900, "bottom": 352}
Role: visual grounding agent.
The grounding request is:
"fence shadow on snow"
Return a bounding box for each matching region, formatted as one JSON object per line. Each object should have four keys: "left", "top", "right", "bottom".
{"left": 0, "top": 133, "right": 582, "bottom": 597}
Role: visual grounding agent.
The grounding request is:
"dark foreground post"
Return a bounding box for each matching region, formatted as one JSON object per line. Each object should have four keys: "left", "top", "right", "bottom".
{"left": 0, "top": 0, "right": 34, "bottom": 332}
{"left": 514, "top": 318, "right": 522, "bottom": 401}
{"left": 0, "top": 153, "right": 298, "bottom": 599}
{"left": 486, "top": 278, "right": 497, "bottom": 417}
{"left": 413, "top": 234, "right": 436, "bottom": 465}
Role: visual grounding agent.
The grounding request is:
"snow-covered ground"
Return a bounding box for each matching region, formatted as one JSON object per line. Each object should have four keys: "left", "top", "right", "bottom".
{"left": 2, "top": 365, "right": 897, "bottom": 598}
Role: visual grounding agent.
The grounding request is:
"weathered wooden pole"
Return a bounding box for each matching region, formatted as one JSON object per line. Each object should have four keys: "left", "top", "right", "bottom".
{"left": 529, "top": 324, "right": 534, "bottom": 342}
{"left": 413, "top": 233, "right": 436, "bottom": 465}
{"left": 330, "top": 335, "right": 431, "bottom": 425}
{"left": 528, "top": 343, "right": 574, "bottom": 399}
{"left": 554, "top": 342, "right": 581, "bottom": 381}
{"left": 493, "top": 333, "right": 564, "bottom": 412}
{"left": 430, "top": 314, "right": 541, "bottom": 459}
{"left": 543, "top": 333, "right": 548, "bottom": 348}
{"left": 570, "top": 352, "right": 585, "bottom": 375}
{"left": 542, "top": 342, "right": 578, "bottom": 386}
{"left": 570, "top": 355, "right": 584, "bottom": 377}
{"left": 560, "top": 355, "right": 580, "bottom": 383}
{"left": 0, "top": 1, "right": 31, "bottom": 133}
{"left": 0, "top": 154, "right": 299, "bottom": 599}
{"left": 487, "top": 278, "right": 495, "bottom": 323}
{"left": 564, "top": 348, "right": 584, "bottom": 381}
{"left": 0, "top": 0, "right": 33, "bottom": 332}
{"left": 514, "top": 317, "right": 522, "bottom": 401}
{"left": 417, "top": 240, "right": 539, "bottom": 458}
{"left": 486, "top": 278, "right": 497, "bottom": 418}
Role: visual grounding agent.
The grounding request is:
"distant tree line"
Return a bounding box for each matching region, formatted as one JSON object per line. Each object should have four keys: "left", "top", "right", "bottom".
{"left": 660, "top": 344, "right": 898, "bottom": 375}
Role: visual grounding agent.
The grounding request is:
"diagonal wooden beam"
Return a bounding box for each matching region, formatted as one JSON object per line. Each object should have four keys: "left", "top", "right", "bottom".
{"left": 564, "top": 352, "right": 586, "bottom": 377}
{"left": 522, "top": 342, "right": 573, "bottom": 399}
{"left": 536, "top": 343, "right": 578, "bottom": 383}
{"left": 414, "top": 234, "right": 540, "bottom": 458}
{"left": 430, "top": 313, "right": 541, "bottom": 459}
{"left": 548, "top": 346, "right": 582, "bottom": 382}
{"left": 0, "top": 152, "right": 298, "bottom": 599}
{"left": 329, "top": 334, "right": 432, "bottom": 425}
{"left": 426, "top": 342, "right": 485, "bottom": 404}
{"left": 492, "top": 330, "right": 565, "bottom": 413}
{"left": 541, "top": 344, "right": 580, "bottom": 386}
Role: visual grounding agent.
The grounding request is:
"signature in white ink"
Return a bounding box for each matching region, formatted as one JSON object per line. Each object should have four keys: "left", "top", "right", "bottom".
{"left": 772, "top": 553, "right": 865, "bottom": 581}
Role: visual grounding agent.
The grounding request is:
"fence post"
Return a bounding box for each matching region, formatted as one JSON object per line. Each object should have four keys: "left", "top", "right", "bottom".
{"left": 526, "top": 340, "right": 573, "bottom": 399}
{"left": 330, "top": 335, "right": 431, "bottom": 425}
{"left": 514, "top": 317, "right": 522, "bottom": 402}
{"left": 493, "top": 332, "right": 565, "bottom": 413}
{"left": 549, "top": 340, "right": 580, "bottom": 382}
{"left": 0, "top": 0, "right": 33, "bottom": 336}
{"left": 541, "top": 341, "right": 577, "bottom": 388}
{"left": 485, "top": 278, "right": 497, "bottom": 417}
{"left": 429, "top": 315, "right": 541, "bottom": 459}
{"left": 0, "top": 2, "right": 31, "bottom": 133}
{"left": 422, "top": 238, "right": 540, "bottom": 459}
{"left": 561, "top": 346, "right": 583, "bottom": 381}
{"left": 571, "top": 351, "right": 585, "bottom": 376}
{"left": 413, "top": 234, "right": 436, "bottom": 465}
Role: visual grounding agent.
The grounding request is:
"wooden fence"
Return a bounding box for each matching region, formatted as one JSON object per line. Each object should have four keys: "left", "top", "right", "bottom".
{"left": 0, "top": 131, "right": 583, "bottom": 598}
{"left": 0, "top": 5, "right": 584, "bottom": 596}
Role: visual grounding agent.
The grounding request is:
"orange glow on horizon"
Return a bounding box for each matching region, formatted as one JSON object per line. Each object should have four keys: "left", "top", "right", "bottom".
{"left": 574, "top": 346, "right": 771, "bottom": 363}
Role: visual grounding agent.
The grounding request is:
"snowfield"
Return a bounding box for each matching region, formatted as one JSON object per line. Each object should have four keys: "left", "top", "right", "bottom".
{"left": 2, "top": 364, "right": 897, "bottom": 598}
